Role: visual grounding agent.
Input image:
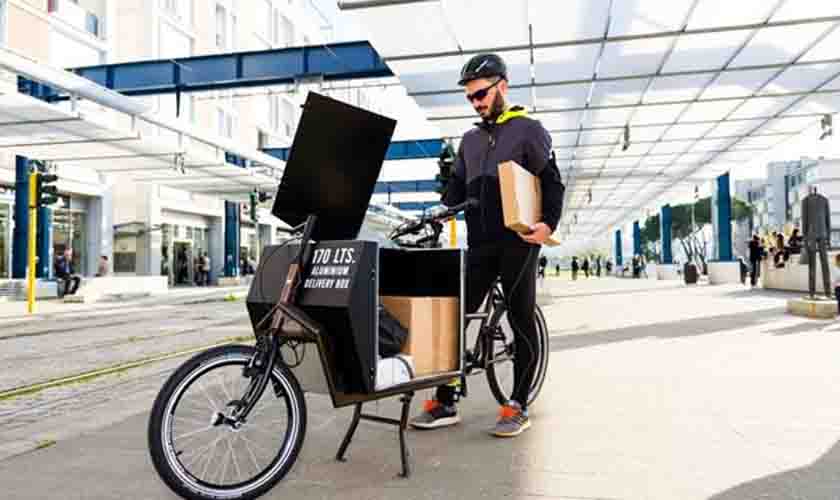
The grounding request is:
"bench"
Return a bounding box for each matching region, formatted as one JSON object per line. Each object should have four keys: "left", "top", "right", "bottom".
{"left": 11, "top": 279, "right": 60, "bottom": 300}
{"left": 63, "top": 276, "right": 169, "bottom": 303}
{"left": 762, "top": 251, "right": 840, "bottom": 293}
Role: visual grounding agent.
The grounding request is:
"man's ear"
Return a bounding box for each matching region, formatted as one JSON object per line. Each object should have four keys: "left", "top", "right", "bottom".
{"left": 498, "top": 78, "right": 508, "bottom": 96}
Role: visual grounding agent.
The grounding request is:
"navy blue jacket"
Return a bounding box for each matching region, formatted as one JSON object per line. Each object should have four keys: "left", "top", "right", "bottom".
{"left": 443, "top": 107, "right": 564, "bottom": 248}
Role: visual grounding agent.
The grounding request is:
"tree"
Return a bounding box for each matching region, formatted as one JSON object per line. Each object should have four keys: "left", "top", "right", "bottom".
{"left": 638, "top": 196, "right": 753, "bottom": 267}
{"left": 640, "top": 215, "right": 661, "bottom": 262}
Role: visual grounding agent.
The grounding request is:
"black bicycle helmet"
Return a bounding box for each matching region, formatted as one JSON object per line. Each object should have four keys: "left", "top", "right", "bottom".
{"left": 458, "top": 53, "right": 507, "bottom": 85}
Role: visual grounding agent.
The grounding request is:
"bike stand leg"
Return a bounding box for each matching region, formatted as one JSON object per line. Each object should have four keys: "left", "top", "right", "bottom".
{"left": 335, "top": 403, "right": 362, "bottom": 462}
{"left": 398, "top": 392, "right": 413, "bottom": 478}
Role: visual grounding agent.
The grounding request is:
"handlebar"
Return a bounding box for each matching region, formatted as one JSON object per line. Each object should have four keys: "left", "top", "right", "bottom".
{"left": 389, "top": 198, "right": 477, "bottom": 242}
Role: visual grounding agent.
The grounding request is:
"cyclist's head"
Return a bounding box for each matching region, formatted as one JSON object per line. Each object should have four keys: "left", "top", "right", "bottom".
{"left": 459, "top": 53, "right": 508, "bottom": 122}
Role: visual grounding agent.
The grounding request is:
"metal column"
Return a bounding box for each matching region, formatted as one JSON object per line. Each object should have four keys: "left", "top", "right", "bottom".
{"left": 224, "top": 201, "right": 240, "bottom": 277}
{"left": 661, "top": 205, "right": 673, "bottom": 265}
{"left": 12, "top": 156, "right": 29, "bottom": 279}
{"left": 633, "top": 221, "right": 641, "bottom": 257}
{"left": 713, "top": 173, "right": 733, "bottom": 262}
{"left": 36, "top": 207, "right": 51, "bottom": 278}
{"left": 615, "top": 229, "right": 623, "bottom": 267}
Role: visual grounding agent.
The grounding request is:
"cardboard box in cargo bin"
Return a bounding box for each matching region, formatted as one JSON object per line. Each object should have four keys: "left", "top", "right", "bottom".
{"left": 380, "top": 296, "right": 459, "bottom": 376}
{"left": 498, "top": 160, "right": 560, "bottom": 246}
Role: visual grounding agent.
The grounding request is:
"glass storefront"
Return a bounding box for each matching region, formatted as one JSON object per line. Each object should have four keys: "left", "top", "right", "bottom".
{"left": 162, "top": 223, "right": 209, "bottom": 285}
{"left": 53, "top": 208, "right": 87, "bottom": 275}
{"left": 0, "top": 203, "right": 9, "bottom": 279}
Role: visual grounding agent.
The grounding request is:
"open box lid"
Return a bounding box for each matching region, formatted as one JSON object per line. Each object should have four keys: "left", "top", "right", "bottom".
{"left": 271, "top": 92, "right": 397, "bottom": 241}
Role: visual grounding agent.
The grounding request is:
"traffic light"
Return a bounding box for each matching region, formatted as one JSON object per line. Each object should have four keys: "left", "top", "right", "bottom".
{"left": 249, "top": 190, "right": 258, "bottom": 222}
{"left": 435, "top": 145, "right": 456, "bottom": 195}
{"left": 36, "top": 173, "right": 59, "bottom": 207}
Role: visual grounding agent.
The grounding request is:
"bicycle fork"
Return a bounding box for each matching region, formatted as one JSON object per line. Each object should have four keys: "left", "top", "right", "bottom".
{"left": 222, "top": 333, "right": 282, "bottom": 426}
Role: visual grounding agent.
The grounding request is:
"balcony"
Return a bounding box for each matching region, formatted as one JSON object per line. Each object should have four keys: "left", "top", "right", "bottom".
{"left": 48, "top": 0, "right": 103, "bottom": 39}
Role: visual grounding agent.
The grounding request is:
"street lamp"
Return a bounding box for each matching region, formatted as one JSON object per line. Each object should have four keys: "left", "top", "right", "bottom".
{"left": 691, "top": 185, "right": 698, "bottom": 235}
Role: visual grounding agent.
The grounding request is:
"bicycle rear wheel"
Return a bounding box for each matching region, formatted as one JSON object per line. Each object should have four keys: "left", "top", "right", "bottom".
{"left": 148, "top": 344, "right": 306, "bottom": 500}
{"left": 485, "top": 305, "right": 549, "bottom": 407}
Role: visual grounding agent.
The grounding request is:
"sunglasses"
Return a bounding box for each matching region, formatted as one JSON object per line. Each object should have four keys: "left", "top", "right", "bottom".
{"left": 465, "top": 79, "right": 501, "bottom": 102}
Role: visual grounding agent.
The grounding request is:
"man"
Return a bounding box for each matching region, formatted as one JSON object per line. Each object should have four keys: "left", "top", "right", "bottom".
{"left": 55, "top": 248, "right": 81, "bottom": 297}
{"left": 571, "top": 256, "right": 579, "bottom": 280}
{"left": 200, "top": 252, "right": 211, "bottom": 286}
{"left": 96, "top": 255, "right": 109, "bottom": 277}
{"left": 748, "top": 235, "right": 763, "bottom": 287}
{"left": 410, "top": 53, "right": 564, "bottom": 437}
{"left": 538, "top": 255, "right": 548, "bottom": 281}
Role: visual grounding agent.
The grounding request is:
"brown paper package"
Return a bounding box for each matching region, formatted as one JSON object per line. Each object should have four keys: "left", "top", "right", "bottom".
{"left": 498, "top": 160, "right": 560, "bottom": 246}
{"left": 380, "top": 296, "right": 459, "bottom": 376}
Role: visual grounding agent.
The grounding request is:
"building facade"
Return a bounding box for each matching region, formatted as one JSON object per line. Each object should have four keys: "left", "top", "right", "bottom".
{"left": 0, "top": 0, "right": 394, "bottom": 286}
{"left": 0, "top": 0, "right": 113, "bottom": 280}
{"left": 732, "top": 158, "right": 840, "bottom": 249}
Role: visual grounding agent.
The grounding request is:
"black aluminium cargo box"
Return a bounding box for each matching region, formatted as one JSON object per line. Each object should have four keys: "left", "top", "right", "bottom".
{"left": 247, "top": 93, "right": 465, "bottom": 407}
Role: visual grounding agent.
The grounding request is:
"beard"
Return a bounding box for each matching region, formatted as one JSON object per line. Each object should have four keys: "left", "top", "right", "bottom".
{"left": 479, "top": 91, "right": 506, "bottom": 123}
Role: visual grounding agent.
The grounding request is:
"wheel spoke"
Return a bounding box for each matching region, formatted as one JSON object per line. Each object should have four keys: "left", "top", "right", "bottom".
{"left": 238, "top": 433, "right": 275, "bottom": 459}
{"left": 196, "top": 379, "right": 221, "bottom": 413}
{"left": 174, "top": 425, "right": 215, "bottom": 442}
{"left": 217, "top": 440, "right": 231, "bottom": 484}
{"left": 173, "top": 415, "right": 210, "bottom": 427}
{"left": 240, "top": 435, "right": 263, "bottom": 474}
{"left": 218, "top": 370, "right": 234, "bottom": 403}
{"left": 199, "top": 435, "right": 224, "bottom": 480}
{"left": 226, "top": 436, "right": 244, "bottom": 482}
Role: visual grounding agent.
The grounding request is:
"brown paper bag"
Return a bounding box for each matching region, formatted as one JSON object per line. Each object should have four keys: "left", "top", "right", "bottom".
{"left": 381, "top": 296, "right": 459, "bottom": 376}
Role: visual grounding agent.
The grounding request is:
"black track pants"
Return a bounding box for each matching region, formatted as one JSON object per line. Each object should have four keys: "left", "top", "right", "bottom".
{"left": 436, "top": 242, "right": 539, "bottom": 411}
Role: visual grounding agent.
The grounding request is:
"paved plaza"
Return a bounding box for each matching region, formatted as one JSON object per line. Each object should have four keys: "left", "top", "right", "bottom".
{"left": 1, "top": 277, "right": 839, "bottom": 499}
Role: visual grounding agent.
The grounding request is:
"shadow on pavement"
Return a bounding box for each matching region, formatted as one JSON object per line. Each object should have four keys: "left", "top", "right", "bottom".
{"left": 719, "top": 288, "right": 802, "bottom": 300}
{"left": 764, "top": 320, "right": 833, "bottom": 336}
{"left": 709, "top": 439, "right": 840, "bottom": 500}
{"left": 549, "top": 283, "right": 686, "bottom": 300}
{"left": 550, "top": 307, "right": 787, "bottom": 353}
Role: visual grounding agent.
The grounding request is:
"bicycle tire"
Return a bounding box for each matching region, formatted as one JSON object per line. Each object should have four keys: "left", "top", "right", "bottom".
{"left": 148, "top": 344, "right": 306, "bottom": 500}
{"left": 485, "top": 305, "right": 549, "bottom": 407}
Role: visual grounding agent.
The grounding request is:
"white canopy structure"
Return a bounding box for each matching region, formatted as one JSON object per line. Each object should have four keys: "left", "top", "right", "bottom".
{"left": 0, "top": 48, "right": 284, "bottom": 201}
{"left": 340, "top": 0, "right": 840, "bottom": 249}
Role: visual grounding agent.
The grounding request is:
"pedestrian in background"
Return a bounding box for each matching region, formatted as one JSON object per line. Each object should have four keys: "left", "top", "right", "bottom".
{"left": 96, "top": 255, "right": 109, "bottom": 277}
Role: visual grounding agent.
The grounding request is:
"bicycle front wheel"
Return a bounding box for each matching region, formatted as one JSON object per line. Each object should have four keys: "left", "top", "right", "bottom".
{"left": 148, "top": 344, "right": 306, "bottom": 500}
{"left": 485, "top": 305, "right": 549, "bottom": 407}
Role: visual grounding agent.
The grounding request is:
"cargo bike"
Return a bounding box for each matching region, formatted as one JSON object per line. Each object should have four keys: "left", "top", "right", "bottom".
{"left": 147, "top": 94, "right": 549, "bottom": 500}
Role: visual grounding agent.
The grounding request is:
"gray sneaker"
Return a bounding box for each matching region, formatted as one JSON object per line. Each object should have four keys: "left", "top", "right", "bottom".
{"left": 410, "top": 400, "right": 460, "bottom": 429}
{"left": 491, "top": 401, "right": 531, "bottom": 437}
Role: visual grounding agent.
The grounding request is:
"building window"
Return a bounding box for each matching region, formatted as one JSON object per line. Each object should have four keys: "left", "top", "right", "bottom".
{"left": 281, "top": 99, "right": 296, "bottom": 138}
{"left": 230, "top": 12, "right": 238, "bottom": 50}
{"left": 280, "top": 14, "right": 294, "bottom": 47}
{"left": 256, "top": 0, "right": 272, "bottom": 43}
{"left": 162, "top": 0, "right": 192, "bottom": 25}
{"left": 218, "top": 108, "right": 235, "bottom": 138}
{"left": 215, "top": 4, "right": 227, "bottom": 49}
{"left": 269, "top": 95, "right": 280, "bottom": 132}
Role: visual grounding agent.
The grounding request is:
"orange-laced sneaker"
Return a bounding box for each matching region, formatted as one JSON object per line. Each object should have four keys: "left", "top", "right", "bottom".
{"left": 491, "top": 401, "right": 531, "bottom": 437}
{"left": 410, "top": 399, "right": 460, "bottom": 430}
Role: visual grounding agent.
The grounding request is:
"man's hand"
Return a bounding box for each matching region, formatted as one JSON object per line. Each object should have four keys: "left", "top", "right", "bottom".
{"left": 519, "top": 222, "right": 552, "bottom": 245}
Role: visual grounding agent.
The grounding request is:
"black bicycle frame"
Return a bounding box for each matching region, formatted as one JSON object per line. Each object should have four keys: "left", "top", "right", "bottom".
{"left": 233, "top": 215, "right": 319, "bottom": 424}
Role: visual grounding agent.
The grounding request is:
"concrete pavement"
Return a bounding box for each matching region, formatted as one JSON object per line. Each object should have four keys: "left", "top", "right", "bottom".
{"left": 0, "top": 284, "right": 249, "bottom": 321}
{"left": 2, "top": 277, "right": 840, "bottom": 499}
